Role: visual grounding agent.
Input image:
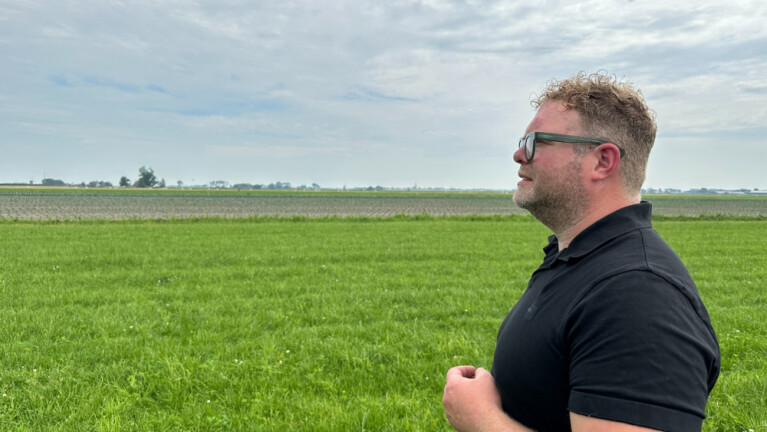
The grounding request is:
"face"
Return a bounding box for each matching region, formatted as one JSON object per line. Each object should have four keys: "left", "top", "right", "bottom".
{"left": 512, "top": 101, "right": 590, "bottom": 231}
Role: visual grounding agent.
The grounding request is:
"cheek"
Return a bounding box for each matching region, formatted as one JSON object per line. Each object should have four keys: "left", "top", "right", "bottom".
{"left": 566, "top": 160, "right": 588, "bottom": 185}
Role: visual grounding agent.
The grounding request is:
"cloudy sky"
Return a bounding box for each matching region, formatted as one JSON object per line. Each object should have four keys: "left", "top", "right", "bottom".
{"left": 2, "top": 0, "right": 766, "bottom": 190}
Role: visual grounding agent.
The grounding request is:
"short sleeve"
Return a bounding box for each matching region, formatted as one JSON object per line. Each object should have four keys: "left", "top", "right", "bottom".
{"left": 565, "top": 270, "right": 719, "bottom": 432}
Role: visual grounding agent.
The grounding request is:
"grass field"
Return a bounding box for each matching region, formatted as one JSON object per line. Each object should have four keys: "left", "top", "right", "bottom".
{"left": 0, "top": 212, "right": 765, "bottom": 431}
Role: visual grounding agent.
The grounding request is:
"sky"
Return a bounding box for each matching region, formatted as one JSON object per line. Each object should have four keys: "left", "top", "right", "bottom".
{"left": 2, "top": 0, "right": 767, "bottom": 190}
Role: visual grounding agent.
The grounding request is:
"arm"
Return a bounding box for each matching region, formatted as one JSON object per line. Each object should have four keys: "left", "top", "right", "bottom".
{"left": 442, "top": 365, "right": 534, "bottom": 432}
{"left": 442, "top": 366, "right": 663, "bottom": 432}
{"left": 570, "top": 413, "right": 661, "bottom": 432}
{"left": 566, "top": 272, "right": 717, "bottom": 431}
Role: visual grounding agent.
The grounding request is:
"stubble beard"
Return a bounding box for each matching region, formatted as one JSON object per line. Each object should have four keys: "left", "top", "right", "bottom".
{"left": 513, "top": 158, "right": 589, "bottom": 234}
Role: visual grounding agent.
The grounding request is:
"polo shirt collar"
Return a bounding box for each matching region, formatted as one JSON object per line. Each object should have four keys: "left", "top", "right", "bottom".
{"left": 542, "top": 201, "right": 654, "bottom": 264}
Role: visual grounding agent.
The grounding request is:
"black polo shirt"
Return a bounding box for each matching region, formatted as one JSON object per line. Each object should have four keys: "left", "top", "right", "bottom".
{"left": 492, "top": 202, "right": 720, "bottom": 432}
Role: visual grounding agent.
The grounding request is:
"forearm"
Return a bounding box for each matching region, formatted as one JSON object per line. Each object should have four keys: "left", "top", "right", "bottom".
{"left": 468, "top": 409, "right": 535, "bottom": 432}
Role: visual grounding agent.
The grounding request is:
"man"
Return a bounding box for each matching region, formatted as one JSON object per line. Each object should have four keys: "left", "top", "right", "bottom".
{"left": 443, "top": 72, "right": 720, "bottom": 432}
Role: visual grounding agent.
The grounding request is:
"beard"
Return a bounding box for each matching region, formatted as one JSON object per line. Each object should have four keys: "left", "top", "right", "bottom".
{"left": 513, "top": 157, "right": 589, "bottom": 234}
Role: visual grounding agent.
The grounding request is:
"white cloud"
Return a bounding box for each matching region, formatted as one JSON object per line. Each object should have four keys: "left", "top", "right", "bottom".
{"left": 1, "top": 0, "right": 766, "bottom": 188}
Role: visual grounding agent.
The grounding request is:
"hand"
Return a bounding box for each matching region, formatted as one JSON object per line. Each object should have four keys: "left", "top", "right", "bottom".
{"left": 442, "top": 365, "right": 504, "bottom": 432}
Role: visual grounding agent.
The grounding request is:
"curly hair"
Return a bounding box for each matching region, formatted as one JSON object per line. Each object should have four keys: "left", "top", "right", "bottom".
{"left": 532, "top": 71, "right": 657, "bottom": 195}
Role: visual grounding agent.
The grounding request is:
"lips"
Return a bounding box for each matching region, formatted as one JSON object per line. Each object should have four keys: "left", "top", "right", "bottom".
{"left": 517, "top": 175, "right": 532, "bottom": 188}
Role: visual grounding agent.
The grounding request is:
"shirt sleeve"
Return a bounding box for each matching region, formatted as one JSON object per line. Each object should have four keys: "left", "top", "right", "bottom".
{"left": 564, "top": 270, "right": 719, "bottom": 432}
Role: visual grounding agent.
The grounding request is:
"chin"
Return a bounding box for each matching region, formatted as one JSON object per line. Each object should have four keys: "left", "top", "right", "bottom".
{"left": 512, "top": 192, "right": 533, "bottom": 209}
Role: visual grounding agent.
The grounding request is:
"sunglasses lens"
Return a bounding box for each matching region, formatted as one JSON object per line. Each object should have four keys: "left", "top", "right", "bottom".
{"left": 525, "top": 135, "right": 535, "bottom": 161}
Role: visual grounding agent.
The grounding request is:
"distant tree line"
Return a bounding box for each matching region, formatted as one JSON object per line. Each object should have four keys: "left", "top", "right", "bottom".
{"left": 42, "top": 178, "right": 67, "bottom": 186}
{"left": 39, "top": 167, "right": 327, "bottom": 191}
{"left": 41, "top": 166, "right": 163, "bottom": 189}
{"left": 42, "top": 178, "right": 114, "bottom": 187}
{"left": 642, "top": 187, "right": 763, "bottom": 195}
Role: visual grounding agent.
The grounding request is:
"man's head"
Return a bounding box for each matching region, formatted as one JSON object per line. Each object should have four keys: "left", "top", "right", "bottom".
{"left": 512, "top": 72, "right": 656, "bottom": 234}
{"left": 531, "top": 71, "right": 657, "bottom": 196}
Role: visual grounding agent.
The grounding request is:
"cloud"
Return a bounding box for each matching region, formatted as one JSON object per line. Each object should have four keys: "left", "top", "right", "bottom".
{"left": 83, "top": 76, "right": 142, "bottom": 93}
{"left": 1, "top": 0, "right": 766, "bottom": 188}
{"left": 740, "top": 84, "right": 767, "bottom": 95}
{"left": 176, "top": 99, "right": 289, "bottom": 117}
{"left": 341, "top": 86, "right": 419, "bottom": 103}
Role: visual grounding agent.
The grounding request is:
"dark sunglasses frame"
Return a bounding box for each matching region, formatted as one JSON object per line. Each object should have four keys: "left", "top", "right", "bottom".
{"left": 518, "top": 132, "right": 625, "bottom": 162}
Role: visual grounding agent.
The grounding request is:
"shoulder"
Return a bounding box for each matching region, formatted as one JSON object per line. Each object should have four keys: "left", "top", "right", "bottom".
{"left": 565, "top": 270, "right": 704, "bottom": 342}
{"left": 578, "top": 226, "right": 714, "bottom": 332}
{"left": 567, "top": 267, "right": 715, "bottom": 344}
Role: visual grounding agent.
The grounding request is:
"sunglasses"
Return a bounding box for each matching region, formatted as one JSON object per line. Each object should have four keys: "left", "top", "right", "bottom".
{"left": 518, "top": 132, "right": 625, "bottom": 162}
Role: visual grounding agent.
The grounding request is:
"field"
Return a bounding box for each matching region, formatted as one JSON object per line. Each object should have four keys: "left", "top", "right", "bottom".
{"left": 0, "top": 189, "right": 765, "bottom": 431}
{"left": 2, "top": 188, "right": 767, "bottom": 220}
{"left": 0, "top": 189, "right": 518, "bottom": 220}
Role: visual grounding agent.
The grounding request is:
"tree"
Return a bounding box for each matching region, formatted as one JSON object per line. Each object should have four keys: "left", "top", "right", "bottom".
{"left": 119, "top": 176, "right": 131, "bottom": 187}
{"left": 134, "top": 166, "right": 158, "bottom": 188}
{"left": 42, "top": 178, "right": 66, "bottom": 186}
{"left": 267, "top": 181, "right": 290, "bottom": 190}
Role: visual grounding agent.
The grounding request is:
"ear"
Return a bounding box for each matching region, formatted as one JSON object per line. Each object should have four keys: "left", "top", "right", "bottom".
{"left": 589, "top": 143, "right": 622, "bottom": 181}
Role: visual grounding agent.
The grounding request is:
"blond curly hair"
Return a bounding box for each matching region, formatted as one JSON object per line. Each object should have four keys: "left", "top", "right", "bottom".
{"left": 532, "top": 72, "right": 657, "bottom": 195}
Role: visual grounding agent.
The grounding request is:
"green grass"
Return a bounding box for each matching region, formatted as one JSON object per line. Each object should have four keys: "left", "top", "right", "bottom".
{"left": 0, "top": 217, "right": 764, "bottom": 431}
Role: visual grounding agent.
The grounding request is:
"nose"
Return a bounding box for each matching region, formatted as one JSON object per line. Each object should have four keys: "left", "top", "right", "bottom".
{"left": 513, "top": 144, "right": 527, "bottom": 164}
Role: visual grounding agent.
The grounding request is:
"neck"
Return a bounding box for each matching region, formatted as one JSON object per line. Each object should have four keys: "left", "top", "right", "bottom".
{"left": 554, "top": 194, "right": 638, "bottom": 251}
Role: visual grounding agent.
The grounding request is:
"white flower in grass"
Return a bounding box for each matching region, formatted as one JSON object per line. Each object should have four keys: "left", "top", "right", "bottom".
{"left": 285, "top": 349, "right": 290, "bottom": 354}
{"left": 2, "top": 394, "right": 6, "bottom": 398}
